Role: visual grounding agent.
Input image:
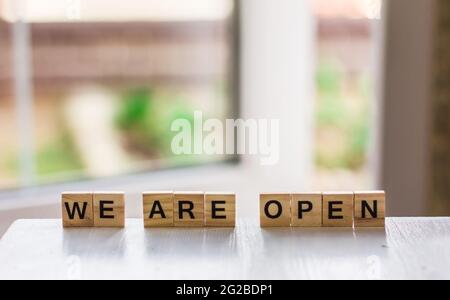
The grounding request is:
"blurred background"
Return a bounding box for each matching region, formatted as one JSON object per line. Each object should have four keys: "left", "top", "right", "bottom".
{"left": 0, "top": 0, "right": 449, "bottom": 236}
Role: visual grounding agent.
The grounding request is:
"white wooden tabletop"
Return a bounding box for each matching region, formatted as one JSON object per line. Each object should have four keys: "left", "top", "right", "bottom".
{"left": 0, "top": 218, "right": 449, "bottom": 280}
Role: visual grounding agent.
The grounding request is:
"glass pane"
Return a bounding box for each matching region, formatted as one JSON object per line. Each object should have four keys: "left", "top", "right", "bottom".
{"left": 3, "top": 0, "right": 237, "bottom": 185}
{"left": 312, "top": 0, "right": 382, "bottom": 189}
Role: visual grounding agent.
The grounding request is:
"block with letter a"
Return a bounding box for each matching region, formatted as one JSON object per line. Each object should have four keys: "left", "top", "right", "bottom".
{"left": 143, "top": 191, "right": 174, "bottom": 227}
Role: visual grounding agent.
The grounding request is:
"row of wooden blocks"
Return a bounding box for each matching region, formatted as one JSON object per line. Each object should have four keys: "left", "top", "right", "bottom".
{"left": 260, "top": 191, "right": 386, "bottom": 227}
{"left": 62, "top": 192, "right": 236, "bottom": 228}
{"left": 62, "top": 190, "right": 385, "bottom": 228}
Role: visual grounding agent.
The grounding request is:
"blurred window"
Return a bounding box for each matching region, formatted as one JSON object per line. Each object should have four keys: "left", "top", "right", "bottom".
{"left": 312, "top": 0, "right": 382, "bottom": 189}
{"left": 0, "top": 0, "right": 238, "bottom": 188}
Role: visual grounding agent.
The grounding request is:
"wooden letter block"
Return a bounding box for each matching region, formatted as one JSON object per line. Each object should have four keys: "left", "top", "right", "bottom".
{"left": 322, "top": 192, "right": 354, "bottom": 227}
{"left": 93, "top": 192, "right": 125, "bottom": 228}
{"left": 354, "top": 191, "right": 386, "bottom": 227}
{"left": 62, "top": 192, "right": 94, "bottom": 227}
{"left": 143, "top": 191, "right": 174, "bottom": 227}
{"left": 174, "top": 192, "right": 204, "bottom": 227}
{"left": 205, "top": 193, "right": 236, "bottom": 227}
{"left": 291, "top": 193, "right": 322, "bottom": 227}
{"left": 260, "top": 194, "right": 291, "bottom": 227}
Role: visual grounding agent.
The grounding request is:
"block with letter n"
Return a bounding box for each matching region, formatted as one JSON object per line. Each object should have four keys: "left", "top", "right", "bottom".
{"left": 354, "top": 191, "right": 386, "bottom": 227}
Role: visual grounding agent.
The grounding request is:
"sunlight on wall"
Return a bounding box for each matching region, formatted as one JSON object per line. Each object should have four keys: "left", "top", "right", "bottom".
{"left": 314, "top": 0, "right": 382, "bottom": 20}
{"left": 0, "top": 0, "right": 233, "bottom": 22}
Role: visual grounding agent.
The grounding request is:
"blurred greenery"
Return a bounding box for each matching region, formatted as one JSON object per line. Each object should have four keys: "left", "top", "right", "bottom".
{"left": 315, "top": 60, "right": 371, "bottom": 170}
{"left": 36, "top": 133, "right": 83, "bottom": 176}
{"left": 0, "top": 132, "right": 83, "bottom": 186}
{"left": 115, "top": 87, "right": 197, "bottom": 160}
{"left": 0, "top": 152, "right": 18, "bottom": 178}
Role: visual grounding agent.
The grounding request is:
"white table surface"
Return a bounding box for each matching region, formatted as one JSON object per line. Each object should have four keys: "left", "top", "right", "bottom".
{"left": 0, "top": 218, "right": 449, "bottom": 280}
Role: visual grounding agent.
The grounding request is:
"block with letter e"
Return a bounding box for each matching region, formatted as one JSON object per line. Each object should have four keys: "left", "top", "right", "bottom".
{"left": 205, "top": 192, "right": 236, "bottom": 227}
{"left": 93, "top": 192, "right": 125, "bottom": 228}
{"left": 322, "top": 192, "right": 354, "bottom": 227}
{"left": 62, "top": 192, "right": 94, "bottom": 227}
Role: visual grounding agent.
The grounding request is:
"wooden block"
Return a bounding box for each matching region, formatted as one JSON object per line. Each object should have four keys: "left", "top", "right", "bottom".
{"left": 354, "top": 191, "right": 386, "bottom": 227}
{"left": 93, "top": 192, "right": 125, "bottom": 228}
{"left": 62, "top": 192, "right": 94, "bottom": 227}
{"left": 260, "top": 194, "right": 291, "bottom": 227}
{"left": 143, "top": 191, "right": 174, "bottom": 227}
{"left": 322, "top": 192, "right": 354, "bottom": 227}
{"left": 174, "top": 192, "right": 204, "bottom": 227}
{"left": 291, "top": 193, "right": 322, "bottom": 227}
{"left": 205, "top": 193, "right": 236, "bottom": 227}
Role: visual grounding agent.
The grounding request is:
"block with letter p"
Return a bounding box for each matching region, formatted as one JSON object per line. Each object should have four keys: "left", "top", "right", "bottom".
{"left": 291, "top": 193, "right": 322, "bottom": 227}
{"left": 93, "top": 192, "right": 125, "bottom": 228}
{"left": 62, "top": 192, "right": 94, "bottom": 227}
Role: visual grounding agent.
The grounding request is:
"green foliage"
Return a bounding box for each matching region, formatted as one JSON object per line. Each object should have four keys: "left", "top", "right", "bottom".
{"left": 315, "top": 60, "right": 371, "bottom": 170}
{"left": 36, "top": 134, "right": 83, "bottom": 176}
{"left": 115, "top": 87, "right": 196, "bottom": 159}
{"left": 316, "top": 61, "right": 342, "bottom": 96}
{"left": 116, "top": 88, "right": 153, "bottom": 129}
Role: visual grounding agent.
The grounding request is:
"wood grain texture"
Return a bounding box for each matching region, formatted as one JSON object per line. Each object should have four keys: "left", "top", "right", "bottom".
{"left": 354, "top": 191, "right": 385, "bottom": 227}
{"left": 143, "top": 192, "right": 174, "bottom": 228}
{"left": 260, "top": 194, "right": 291, "bottom": 227}
{"left": 322, "top": 192, "right": 354, "bottom": 227}
{"left": 205, "top": 193, "right": 236, "bottom": 227}
{"left": 61, "top": 192, "right": 94, "bottom": 227}
{"left": 93, "top": 192, "right": 125, "bottom": 228}
{"left": 1, "top": 218, "right": 450, "bottom": 279}
{"left": 291, "top": 193, "right": 322, "bottom": 227}
{"left": 174, "top": 192, "right": 204, "bottom": 227}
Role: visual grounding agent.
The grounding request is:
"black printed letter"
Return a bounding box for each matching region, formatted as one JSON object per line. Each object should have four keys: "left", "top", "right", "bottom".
{"left": 64, "top": 202, "right": 88, "bottom": 220}
{"left": 328, "top": 201, "right": 343, "bottom": 220}
{"left": 99, "top": 201, "right": 114, "bottom": 219}
{"left": 362, "top": 200, "right": 378, "bottom": 218}
{"left": 264, "top": 200, "right": 282, "bottom": 219}
{"left": 179, "top": 201, "right": 195, "bottom": 219}
{"left": 298, "top": 201, "right": 313, "bottom": 219}
{"left": 149, "top": 201, "right": 166, "bottom": 219}
{"left": 212, "top": 201, "right": 227, "bottom": 219}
